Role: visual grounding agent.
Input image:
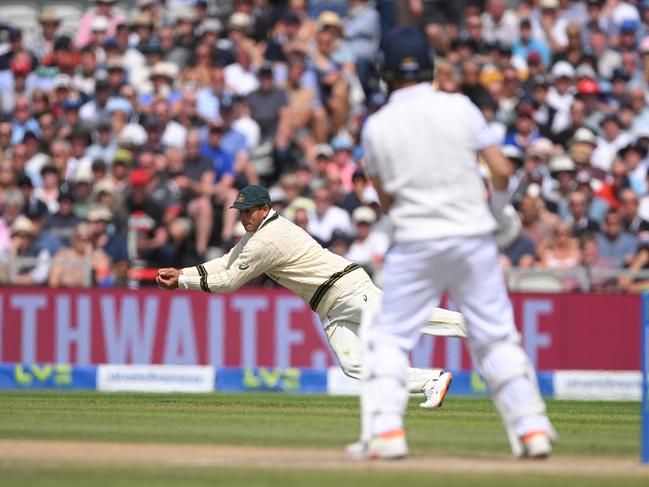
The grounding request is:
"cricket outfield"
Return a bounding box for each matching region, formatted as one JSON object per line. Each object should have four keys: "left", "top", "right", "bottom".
{"left": 0, "top": 392, "right": 647, "bottom": 486}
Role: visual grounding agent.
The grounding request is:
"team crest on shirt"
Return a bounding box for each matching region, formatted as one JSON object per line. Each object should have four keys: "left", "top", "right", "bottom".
{"left": 235, "top": 193, "right": 246, "bottom": 203}
{"left": 239, "top": 263, "right": 249, "bottom": 270}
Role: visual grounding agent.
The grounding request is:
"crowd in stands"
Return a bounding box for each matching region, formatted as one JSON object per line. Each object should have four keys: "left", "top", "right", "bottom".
{"left": 1, "top": 0, "right": 649, "bottom": 292}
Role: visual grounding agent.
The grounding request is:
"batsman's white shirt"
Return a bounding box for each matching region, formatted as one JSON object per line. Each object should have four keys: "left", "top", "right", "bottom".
{"left": 362, "top": 83, "right": 498, "bottom": 242}
{"left": 179, "top": 209, "right": 371, "bottom": 320}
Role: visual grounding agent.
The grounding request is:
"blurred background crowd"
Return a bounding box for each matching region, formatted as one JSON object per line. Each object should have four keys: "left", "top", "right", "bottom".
{"left": 1, "top": 0, "right": 649, "bottom": 292}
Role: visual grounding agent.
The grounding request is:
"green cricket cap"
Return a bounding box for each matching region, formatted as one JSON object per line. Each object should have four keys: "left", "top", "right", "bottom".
{"left": 230, "top": 185, "right": 272, "bottom": 209}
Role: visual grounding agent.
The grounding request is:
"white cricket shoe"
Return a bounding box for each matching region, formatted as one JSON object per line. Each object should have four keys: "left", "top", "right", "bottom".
{"left": 420, "top": 372, "right": 453, "bottom": 409}
{"left": 520, "top": 430, "right": 553, "bottom": 459}
{"left": 346, "top": 428, "right": 409, "bottom": 461}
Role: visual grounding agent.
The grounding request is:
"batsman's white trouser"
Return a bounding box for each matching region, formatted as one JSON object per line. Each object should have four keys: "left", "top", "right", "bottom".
{"left": 361, "top": 235, "right": 552, "bottom": 452}
{"left": 322, "top": 278, "right": 442, "bottom": 394}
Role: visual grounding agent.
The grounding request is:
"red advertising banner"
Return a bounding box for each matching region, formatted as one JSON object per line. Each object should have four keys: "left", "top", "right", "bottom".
{"left": 0, "top": 288, "right": 641, "bottom": 371}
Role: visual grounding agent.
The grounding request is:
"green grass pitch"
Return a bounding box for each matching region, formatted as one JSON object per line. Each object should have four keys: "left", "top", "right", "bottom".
{"left": 0, "top": 392, "right": 646, "bottom": 486}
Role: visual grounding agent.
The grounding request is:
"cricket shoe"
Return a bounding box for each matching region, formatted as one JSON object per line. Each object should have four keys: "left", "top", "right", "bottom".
{"left": 420, "top": 371, "right": 453, "bottom": 409}
{"left": 520, "top": 430, "right": 553, "bottom": 459}
{"left": 346, "top": 428, "right": 408, "bottom": 461}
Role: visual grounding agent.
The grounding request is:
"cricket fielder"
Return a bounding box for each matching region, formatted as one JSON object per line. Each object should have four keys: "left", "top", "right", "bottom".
{"left": 157, "top": 184, "right": 456, "bottom": 411}
{"left": 350, "top": 27, "right": 556, "bottom": 460}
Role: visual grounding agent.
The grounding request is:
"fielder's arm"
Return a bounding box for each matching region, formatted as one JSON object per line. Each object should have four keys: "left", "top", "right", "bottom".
{"left": 178, "top": 239, "right": 281, "bottom": 293}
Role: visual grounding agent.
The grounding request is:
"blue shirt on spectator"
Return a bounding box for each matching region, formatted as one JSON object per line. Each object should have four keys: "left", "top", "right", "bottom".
{"left": 596, "top": 231, "right": 638, "bottom": 267}
{"left": 196, "top": 88, "right": 221, "bottom": 120}
{"left": 221, "top": 127, "right": 248, "bottom": 155}
{"left": 199, "top": 142, "right": 234, "bottom": 182}
{"left": 103, "top": 233, "right": 129, "bottom": 264}
{"left": 512, "top": 38, "right": 551, "bottom": 66}
{"left": 11, "top": 118, "right": 40, "bottom": 145}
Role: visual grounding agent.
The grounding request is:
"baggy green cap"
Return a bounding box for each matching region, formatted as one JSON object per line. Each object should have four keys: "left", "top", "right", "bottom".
{"left": 230, "top": 185, "right": 272, "bottom": 209}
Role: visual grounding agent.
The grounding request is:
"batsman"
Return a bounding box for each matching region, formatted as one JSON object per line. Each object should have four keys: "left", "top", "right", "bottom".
{"left": 157, "top": 185, "right": 464, "bottom": 412}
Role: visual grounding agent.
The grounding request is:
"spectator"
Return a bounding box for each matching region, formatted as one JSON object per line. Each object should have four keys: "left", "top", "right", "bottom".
{"left": 46, "top": 191, "right": 82, "bottom": 247}
{"left": 538, "top": 221, "right": 581, "bottom": 270}
{"left": 329, "top": 134, "right": 357, "bottom": 193}
{"left": 345, "top": 205, "right": 388, "bottom": 278}
{"left": 0, "top": 161, "right": 18, "bottom": 201}
{"left": 79, "top": 79, "right": 112, "bottom": 126}
{"left": 503, "top": 102, "right": 542, "bottom": 151}
{"left": 512, "top": 18, "right": 551, "bottom": 67}
{"left": 307, "top": 185, "right": 352, "bottom": 244}
{"left": 594, "top": 158, "right": 630, "bottom": 211}
{"left": 545, "top": 154, "right": 577, "bottom": 219}
{"left": 0, "top": 121, "right": 12, "bottom": 157}
{"left": 591, "top": 114, "right": 632, "bottom": 172}
{"left": 49, "top": 222, "right": 111, "bottom": 288}
{"left": 247, "top": 63, "right": 290, "bottom": 152}
{"left": 341, "top": 168, "right": 372, "bottom": 214}
{"left": 197, "top": 66, "right": 227, "bottom": 121}
{"left": 500, "top": 211, "right": 539, "bottom": 270}
{"left": 281, "top": 54, "right": 326, "bottom": 152}
{"left": 30, "top": 11, "right": 61, "bottom": 61}
{"left": 179, "top": 131, "right": 215, "bottom": 257}
{"left": 24, "top": 205, "right": 62, "bottom": 257}
{"left": 8, "top": 215, "right": 51, "bottom": 286}
{"left": 11, "top": 96, "right": 40, "bottom": 145}
{"left": 482, "top": 0, "right": 519, "bottom": 47}
{"left": 619, "top": 142, "right": 648, "bottom": 195}
{"left": 566, "top": 190, "right": 601, "bottom": 236}
{"left": 200, "top": 118, "right": 238, "bottom": 244}
{"left": 34, "top": 165, "right": 61, "bottom": 214}
{"left": 618, "top": 187, "right": 649, "bottom": 236}
{"left": 0, "top": 187, "right": 25, "bottom": 252}
{"left": 575, "top": 232, "right": 617, "bottom": 292}
{"left": 125, "top": 169, "right": 175, "bottom": 267}
{"left": 181, "top": 43, "right": 215, "bottom": 89}
{"left": 519, "top": 194, "right": 560, "bottom": 249}
{"left": 87, "top": 205, "right": 129, "bottom": 286}
{"left": 344, "top": 0, "right": 381, "bottom": 94}
{"left": 596, "top": 209, "right": 638, "bottom": 267}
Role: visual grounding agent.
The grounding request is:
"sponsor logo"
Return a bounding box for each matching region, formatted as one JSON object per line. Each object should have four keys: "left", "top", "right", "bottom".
{"left": 239, "top": 263, "right": 249, "bottom": 270}
{"left": 470, "top": 371, "right": 488, "bottom": 393}
{"left": 14, "top": 364, "right": 72, "bottom": 387}
{"left": 97, "top": 365, "right": 215, "bottom": 393}
{"left": 243, "top": 368, "right": 301, "bottom": 392}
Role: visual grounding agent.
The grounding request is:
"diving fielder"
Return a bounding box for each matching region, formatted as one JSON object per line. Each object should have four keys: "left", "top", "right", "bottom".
{"left": 350, "top": 27, "right": 556, "bottom": 460}
{"left": 157, "top": 185, "right": 456, "bottom": 411}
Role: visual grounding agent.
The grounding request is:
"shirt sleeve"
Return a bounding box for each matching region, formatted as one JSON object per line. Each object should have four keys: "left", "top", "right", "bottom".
{"left": 361, "top": 116, "right": 379, "bottom": 178}
{"left": 464, "top": 97, "right": 499, "bottom": 151}
{"left": 180, "top": 238, "right": 281, "bottom": 293}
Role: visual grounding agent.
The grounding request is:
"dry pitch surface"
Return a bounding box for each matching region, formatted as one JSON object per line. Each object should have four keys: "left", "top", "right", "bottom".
{"left": 2, "top": 439, "right": 649, "bottom": 478}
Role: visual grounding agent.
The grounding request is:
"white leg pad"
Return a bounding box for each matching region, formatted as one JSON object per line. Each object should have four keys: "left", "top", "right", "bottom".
{"left": 474, "top": 338, "right": 549, "bottom": 456}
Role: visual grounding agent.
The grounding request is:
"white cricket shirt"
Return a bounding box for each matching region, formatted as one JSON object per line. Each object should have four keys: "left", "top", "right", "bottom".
{"left": 362, "top": 83, "right": 498, "bottom": 242}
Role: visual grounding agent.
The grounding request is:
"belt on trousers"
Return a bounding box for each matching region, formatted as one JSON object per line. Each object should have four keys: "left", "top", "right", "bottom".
{"left": 309, "top": 263, "right": 362, "bottom": 312}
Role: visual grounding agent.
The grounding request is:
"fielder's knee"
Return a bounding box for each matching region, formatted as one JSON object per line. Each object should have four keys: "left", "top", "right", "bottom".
{"left": 339, "top": 358, "right": 362, "bottom": 381}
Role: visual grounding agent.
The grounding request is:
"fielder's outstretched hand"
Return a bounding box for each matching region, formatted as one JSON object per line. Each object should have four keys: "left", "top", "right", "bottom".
{"left": 156, "top": 268, "right": 181, "bottom": 290}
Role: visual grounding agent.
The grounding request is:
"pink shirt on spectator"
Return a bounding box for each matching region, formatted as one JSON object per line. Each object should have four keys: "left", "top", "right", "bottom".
{"left": 75, "top": 11, "right": 126, "bottom": 49}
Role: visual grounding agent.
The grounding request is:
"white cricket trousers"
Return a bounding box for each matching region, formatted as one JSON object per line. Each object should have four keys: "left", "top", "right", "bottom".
{"left": 322, "top": 278, "right": 441, "bottom": 394}
{"left": 361, "top": 234, "right": 550, "bottom": 438}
